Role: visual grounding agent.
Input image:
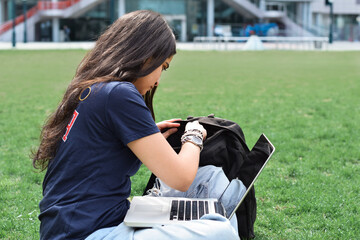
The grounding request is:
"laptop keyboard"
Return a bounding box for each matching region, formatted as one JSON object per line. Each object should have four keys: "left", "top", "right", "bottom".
{"left": 170, "top": 200, "right": 225, "bottom": 221}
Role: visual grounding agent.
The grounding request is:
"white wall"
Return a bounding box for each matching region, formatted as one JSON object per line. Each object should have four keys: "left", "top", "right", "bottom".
{"left": 311, "top": 0, "right": 360, "bottom": 14}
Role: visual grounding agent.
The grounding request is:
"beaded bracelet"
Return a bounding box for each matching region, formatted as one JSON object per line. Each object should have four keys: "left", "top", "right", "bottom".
{"left": 182, "top": 129, "right": 204, "bottom": 139}
{"left": 181, "top": 131, "right": 203, "bottom": 142}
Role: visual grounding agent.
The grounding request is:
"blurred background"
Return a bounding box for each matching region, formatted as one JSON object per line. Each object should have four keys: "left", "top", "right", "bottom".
{"left": 1, "top": 0, "right": 359, "bottom": 43}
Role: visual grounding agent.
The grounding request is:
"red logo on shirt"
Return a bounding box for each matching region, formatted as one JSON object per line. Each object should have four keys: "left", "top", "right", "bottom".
{"left": 62, "top": 110, "right": 79, "bottom": 142}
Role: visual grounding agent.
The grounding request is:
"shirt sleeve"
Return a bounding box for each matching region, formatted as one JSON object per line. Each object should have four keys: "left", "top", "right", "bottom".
{"left": 105, "top": 83, "right": 160, "bottom": 145}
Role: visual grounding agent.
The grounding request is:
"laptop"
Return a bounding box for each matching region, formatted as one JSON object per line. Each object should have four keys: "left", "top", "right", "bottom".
{"left": 124, "top": 134, "right": 275, "bottom": 227}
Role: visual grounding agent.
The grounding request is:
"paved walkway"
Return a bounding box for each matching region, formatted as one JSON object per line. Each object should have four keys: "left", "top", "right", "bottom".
{"left": 1, "top": 41, "right": 360, "bottom": 51}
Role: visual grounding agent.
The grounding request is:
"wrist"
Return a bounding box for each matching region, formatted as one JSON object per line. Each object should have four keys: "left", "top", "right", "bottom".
{"left": 181, "top": 134, "right": 203, "bottom": 152}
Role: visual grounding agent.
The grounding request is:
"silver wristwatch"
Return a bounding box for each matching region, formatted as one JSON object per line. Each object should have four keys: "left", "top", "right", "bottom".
{"left": 181, "top": 135, "right": 203, "bottom": 151}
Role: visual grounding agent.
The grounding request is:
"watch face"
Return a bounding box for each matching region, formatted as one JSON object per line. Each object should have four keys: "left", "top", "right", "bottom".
{"left": 191, "top": 135, "right": 202, "bottom": 145}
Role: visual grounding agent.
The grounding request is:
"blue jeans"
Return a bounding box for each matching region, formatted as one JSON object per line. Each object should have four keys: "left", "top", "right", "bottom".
{"left": 86, "top": 165, "right": 245, "bottom": 240}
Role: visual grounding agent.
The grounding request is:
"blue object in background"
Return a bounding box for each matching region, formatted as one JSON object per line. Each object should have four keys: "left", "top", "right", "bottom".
{"left": 245, "top": 23, "right": 278, "bottom": 36}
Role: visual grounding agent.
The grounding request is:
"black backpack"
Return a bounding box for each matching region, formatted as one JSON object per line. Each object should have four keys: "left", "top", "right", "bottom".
{"left": 144, "top": 114, "right": 268, "bottom": 239}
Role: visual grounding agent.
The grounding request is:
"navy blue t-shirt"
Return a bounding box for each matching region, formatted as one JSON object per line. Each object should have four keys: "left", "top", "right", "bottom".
{"left": 39, "top": 82, "right": 159, "bottom": 239}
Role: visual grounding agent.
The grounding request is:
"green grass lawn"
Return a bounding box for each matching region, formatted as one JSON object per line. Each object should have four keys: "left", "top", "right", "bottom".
{"left": 0, "top": 50, "right": 359, "bottom": 239}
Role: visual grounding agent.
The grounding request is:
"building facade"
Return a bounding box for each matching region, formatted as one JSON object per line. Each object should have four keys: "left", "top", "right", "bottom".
{"left": 0, "top": 0, "right": 360, "bottom": 42}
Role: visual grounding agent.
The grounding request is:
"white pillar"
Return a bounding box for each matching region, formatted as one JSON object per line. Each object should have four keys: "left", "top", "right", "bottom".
{"left": 51, "top": 0, "right": 60, "bottom": 42}
{"left": 207, "top": 0, "right": 214, "bottom": 37}
{"left": 118, "top": 0, "right": 125, "bottom": 17}
{"left": 302, "top": 2, "right": 310, "bottom": 30}
{"left": 7, "top": 0, "right": 11, "bottom": 22}
{"left": 259, "top": 0, "right": 266, "bottom": 11}
{"left": 302, "top": 3, "right": 307, "bottom": 29}
{"left": 308, "top": 2, "right": 312, "bottom": 30}
{"left": 296, "top": 3, "right": 302, "bottom": 26}
{"left": 181, "top": 18, "right": 187, "bottom": 42}
{"left": 0, "top": 0, "right": 4, "bottom": 25}
{"left": 316, "top": 13, "right": 322, "bottom": 27}
{"left": 52, "top": 18, "right": 60, "bottom": 42}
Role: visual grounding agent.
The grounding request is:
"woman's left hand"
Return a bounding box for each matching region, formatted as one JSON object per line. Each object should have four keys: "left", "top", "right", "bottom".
{"left": 157, "top": 118, "right": 181, "bottom": 139}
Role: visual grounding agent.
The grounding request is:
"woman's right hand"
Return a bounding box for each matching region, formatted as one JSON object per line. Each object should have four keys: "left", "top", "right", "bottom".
{"left": 185, "top": 121, "right": 207, "bottom": 140}
{"left": 128, "top": 120, "right": 207, "bottom": 192}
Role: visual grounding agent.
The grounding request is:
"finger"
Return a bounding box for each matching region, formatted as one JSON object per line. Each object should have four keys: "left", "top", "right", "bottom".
{"left": 162, "top": 128, "right": 178, "bottom": 139}
{"left": 157, "top": 121, "right": 181, "bottom": 130}
{"left": 157, "top": 118, "right": 182, "bottom": 125}
{"left": 164, "top": 118, "right": 182, "bottom": 123}
{"left": 202, "top": 129, "right": 208, "bottom": 140}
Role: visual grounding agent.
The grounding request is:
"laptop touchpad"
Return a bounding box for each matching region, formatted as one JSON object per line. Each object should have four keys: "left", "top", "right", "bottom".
{"left": 135, "top": 204, "right": 164, "bottom": 212}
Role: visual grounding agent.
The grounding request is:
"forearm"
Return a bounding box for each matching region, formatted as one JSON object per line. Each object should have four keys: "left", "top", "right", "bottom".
{"left": 174, "top": 142, "right": 201, "bottom": 191}
{"left": 159, "top": 121, "right": 205, "bottom": 191}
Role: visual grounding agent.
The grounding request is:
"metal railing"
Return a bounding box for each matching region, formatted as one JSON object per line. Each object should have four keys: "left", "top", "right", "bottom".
{"left": 193, "top": 36, "right": 329, "bottom": 50}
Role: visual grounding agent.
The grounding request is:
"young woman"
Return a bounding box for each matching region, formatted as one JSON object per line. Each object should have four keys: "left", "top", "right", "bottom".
{"left": 33, "top": 10, "right": 242, "bottom": 240}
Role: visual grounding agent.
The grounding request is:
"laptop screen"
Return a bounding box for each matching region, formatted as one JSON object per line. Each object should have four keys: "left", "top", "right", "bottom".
{"left": 218, "top": 134, "right": 275, "bottom": 219}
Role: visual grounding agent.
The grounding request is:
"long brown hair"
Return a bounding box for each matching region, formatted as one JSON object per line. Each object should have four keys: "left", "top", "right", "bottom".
{"left": 32, "top": 10, "right": 176, "bottom": 171}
